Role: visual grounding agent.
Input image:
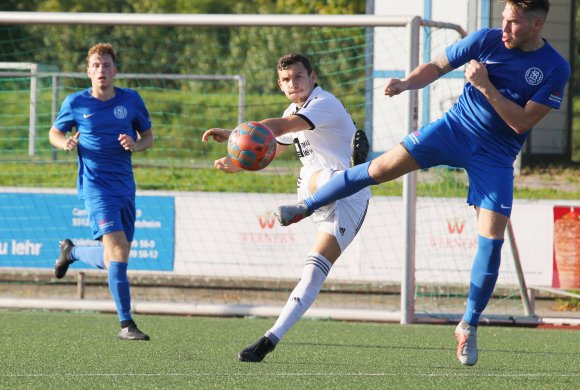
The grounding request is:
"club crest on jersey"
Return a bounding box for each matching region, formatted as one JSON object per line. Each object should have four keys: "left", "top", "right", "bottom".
{"left": 114, "top": 105, "right": 128, "bottom": 119}
{"left": 524, "top": 67, "right": 543, "bottom": 86}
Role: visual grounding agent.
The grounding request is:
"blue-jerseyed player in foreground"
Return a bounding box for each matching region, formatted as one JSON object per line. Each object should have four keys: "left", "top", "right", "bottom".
{"left": 49, "top": 43, "right": 153, "bottom": 340}
{"left": 275, "top": 0, "right": 570, "bottom": 366}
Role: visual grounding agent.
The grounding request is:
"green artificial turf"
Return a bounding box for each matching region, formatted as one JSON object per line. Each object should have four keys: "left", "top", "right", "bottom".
{"left": 0, "top": 310, "right": 578, "bottom": 389}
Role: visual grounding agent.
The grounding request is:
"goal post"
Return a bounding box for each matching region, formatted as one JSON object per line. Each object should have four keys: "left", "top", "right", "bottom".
{"left": 0, "top": 69, "right": 247, "bottom": 158}
{"left": 0, "top": 62, "right": 39, "bottom": 155}
{"left": 0, "top": 12, "right": 536, "bottom": 325}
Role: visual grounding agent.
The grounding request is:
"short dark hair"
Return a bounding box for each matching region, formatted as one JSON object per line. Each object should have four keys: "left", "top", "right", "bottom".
{"left": 505, "top": 0, "right": 550, "bottom": 16}
{"left": 277, "top": 53, "right": 313, "bottom": 75}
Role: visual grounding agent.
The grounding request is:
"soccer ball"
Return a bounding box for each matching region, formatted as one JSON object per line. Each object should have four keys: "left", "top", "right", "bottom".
{"left": 227, "top": 121, "right": 277, "bottom": 171}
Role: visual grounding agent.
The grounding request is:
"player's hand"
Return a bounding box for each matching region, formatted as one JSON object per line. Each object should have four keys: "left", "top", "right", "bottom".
{"left": 465, "top": 60, "right": 490, "bottom": 90}
{"left": 202, "top": 128, "right": 231, "bottom": 143}
{"left": 118, "top": 133, "right": 136, "bottom": 152}
{"left": 214, "top": 156, "right": 241, "bottom": 173}
{"left": 384, "top": 78, "right": 407, "bottom": 97}
{"left": 63, "top": 132, "right": 80, "bottom": 151}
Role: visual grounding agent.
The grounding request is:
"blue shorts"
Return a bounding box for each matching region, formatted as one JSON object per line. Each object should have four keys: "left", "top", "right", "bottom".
{"left": 402, "top": 116, "right": 514, "bottom": 217}
{"left": 84, "top": 195, "right": 136, "bottom": 241}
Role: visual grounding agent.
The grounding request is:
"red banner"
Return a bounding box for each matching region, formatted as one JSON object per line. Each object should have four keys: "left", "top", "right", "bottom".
{"left": 553, "top": 206, "right": 580, "bottom": 289}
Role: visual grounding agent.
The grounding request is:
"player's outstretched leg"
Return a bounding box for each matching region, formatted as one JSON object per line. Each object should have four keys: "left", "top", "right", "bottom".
{"left": 275, "top": 201, "right": 312, "bottom": 226}
{"left": 275, "top": 161, "right": 378, "bottom": 227}
{"left": 238, "top": 336, "right": 276, "bottom": 362}
{"left": 54, "top": 239, "right": 75, "bottom": 279}
{"left": 455, "top": 320, "right": 478, "bottom": 366}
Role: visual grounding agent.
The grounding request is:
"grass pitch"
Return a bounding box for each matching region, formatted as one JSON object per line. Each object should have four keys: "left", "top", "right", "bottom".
{"left": 0, "top": 310, "right": 578, "bottom": 389}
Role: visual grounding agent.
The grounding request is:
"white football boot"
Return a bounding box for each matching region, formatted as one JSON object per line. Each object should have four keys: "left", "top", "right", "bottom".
{"left": 455, "top": 320, "right": 478, "bottom": 366}
{"left": 275, "top": 201, "right": 312, "bottom": 226}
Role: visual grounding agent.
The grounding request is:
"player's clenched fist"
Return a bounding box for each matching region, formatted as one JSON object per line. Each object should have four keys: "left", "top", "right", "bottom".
{"left": 64, "top": 132, "right": 80, "bottom": 151}
{"left": 384, "top": 78, "right": 408, "bottom": 97}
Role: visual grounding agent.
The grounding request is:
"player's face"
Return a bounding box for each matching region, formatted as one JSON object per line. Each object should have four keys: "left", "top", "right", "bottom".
{"left": 87, "top": 54, "right": 117, "bottom": 90}
{"left": 277, "top": 62, "right": 317, "bottom": 106}
{"left": 501, "top": 4, "right": 540, "bottom": 50}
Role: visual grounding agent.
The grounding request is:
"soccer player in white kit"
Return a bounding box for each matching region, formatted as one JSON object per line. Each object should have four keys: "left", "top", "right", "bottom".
{"left": 202, "top": 53, "right": 370, "bottom": 362}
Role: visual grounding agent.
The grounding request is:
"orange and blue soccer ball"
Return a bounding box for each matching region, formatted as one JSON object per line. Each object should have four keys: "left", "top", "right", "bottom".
{"left": 227, "top": 121, "right": 277, "bottom": 171}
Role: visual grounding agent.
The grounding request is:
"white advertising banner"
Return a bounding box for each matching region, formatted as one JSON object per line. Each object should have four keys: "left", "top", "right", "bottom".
{"left": 174, "top": 192, "right": 565, "bottom": 288}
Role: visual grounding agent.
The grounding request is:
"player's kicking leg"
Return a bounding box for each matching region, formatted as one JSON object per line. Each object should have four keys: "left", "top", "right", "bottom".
{"left": 276, "top": 145, "right": 418, "bottom": 227}
{"left": 275, "top": 161, "right": 376, "bottom": 226}
{"left": 276, "top": 201, "right": 312, "bottom": 226}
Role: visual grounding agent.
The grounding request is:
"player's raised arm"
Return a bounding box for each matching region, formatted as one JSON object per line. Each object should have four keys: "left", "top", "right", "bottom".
{"left": 384, "top": 53, "right": 453, "bottom": 96}
{"left": 259, "top": 115, "right": 311, "bottom": 137}
{"left": 201, "top": 127, "right": 239, "bottom": 172}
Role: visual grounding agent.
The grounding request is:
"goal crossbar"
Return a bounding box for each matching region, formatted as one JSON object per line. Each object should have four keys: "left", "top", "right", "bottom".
{"left": 0, "top": 11, "right": 464, "bottom": 33}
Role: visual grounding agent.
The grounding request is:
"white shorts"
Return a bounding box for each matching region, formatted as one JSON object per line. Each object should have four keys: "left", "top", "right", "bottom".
{"left": 297, "top": 166, "right": 371, "bottom": 251}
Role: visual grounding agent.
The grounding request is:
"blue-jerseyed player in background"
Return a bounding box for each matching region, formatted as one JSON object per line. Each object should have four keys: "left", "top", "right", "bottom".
{"left": 275, "top": 0, "right": 570, "bottom": 366}
{"left": 49, "top": 43, "right": 153, "bottom": 341}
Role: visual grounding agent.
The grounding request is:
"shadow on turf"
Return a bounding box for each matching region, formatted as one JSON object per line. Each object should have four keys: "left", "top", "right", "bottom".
{"left": 288, "top": 341, "right": 580, "bottom": 357}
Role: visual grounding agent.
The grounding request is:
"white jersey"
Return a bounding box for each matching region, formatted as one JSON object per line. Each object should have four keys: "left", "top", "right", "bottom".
{"left": 276, "top": 85, "right": 355, "bottom": 171}
{"left": 276, "top": 86, "right": 371, "bottom": 250}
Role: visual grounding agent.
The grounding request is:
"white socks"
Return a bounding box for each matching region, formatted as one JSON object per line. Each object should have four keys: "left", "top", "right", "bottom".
{"left": 266, "top": 252, "right": 332, "bottom": 344}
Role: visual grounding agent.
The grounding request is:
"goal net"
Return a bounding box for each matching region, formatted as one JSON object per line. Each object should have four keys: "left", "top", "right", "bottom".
{"left": 0, "top": 13, "right": 533, "bottom": 324}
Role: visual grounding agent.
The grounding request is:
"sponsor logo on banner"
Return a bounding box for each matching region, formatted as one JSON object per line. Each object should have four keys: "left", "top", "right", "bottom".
{"left": 239, "top": 210, "right": 295, "bottom": 244}
{"left": 258, "top": 213, "right": 276, "bottom": 229}
{"left": 429, "top": 215, "right": 477, "bottom": 249}
{"left": 447, "top": 216, "right": 465, "bottom": 234}
{"left": 0, "top": 192, "right": 174, "bottom": 271}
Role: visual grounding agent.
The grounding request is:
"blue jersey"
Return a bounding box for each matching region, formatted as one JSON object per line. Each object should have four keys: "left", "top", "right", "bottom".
{"left": 445, "top": 28, "right": 570, "bottom": 163}
{"left": 53, "top": 87, "right": 151, "bottom": 199}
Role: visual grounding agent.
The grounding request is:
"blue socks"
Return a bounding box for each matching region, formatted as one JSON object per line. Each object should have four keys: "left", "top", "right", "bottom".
{"left": 71, "top": 246, "right": 105, "bottom": 269}
{"left": 304, "top": 161, "right": 378, "bottom": 212}
{"left": 463, "top": 235, "right": 503, "bottom": 326}
{"left": 71, "top": 247, "right": 133, "bottom": 324}
{"left": 108, "top": 261, "right": 133, "bottom": 323}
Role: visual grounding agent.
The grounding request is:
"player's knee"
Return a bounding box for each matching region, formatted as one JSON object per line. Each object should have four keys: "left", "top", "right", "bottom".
{"left": 105, "top": 246, "right": 130, "bottom": 263}
{"left": 308, "top": 169, "right": 324, "bottom": 195}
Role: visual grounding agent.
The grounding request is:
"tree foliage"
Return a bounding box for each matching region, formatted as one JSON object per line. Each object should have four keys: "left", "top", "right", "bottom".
{"left": 0, "top": 0, "right": 367, "bottom": 96}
